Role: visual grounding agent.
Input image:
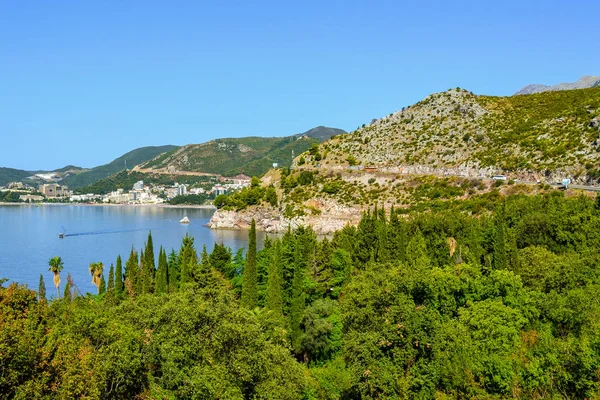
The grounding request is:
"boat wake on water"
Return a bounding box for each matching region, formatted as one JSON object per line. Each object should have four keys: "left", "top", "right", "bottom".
{"left": 60, "top": 228, "right": 153, "bottom": 238}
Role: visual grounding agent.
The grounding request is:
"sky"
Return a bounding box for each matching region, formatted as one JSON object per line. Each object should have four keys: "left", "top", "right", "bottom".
{"left": 1, "top": 0, "right": 599, "bottom": 170}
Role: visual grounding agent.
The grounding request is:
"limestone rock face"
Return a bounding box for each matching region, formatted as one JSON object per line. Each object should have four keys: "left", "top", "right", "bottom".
{"left": 208, "top": 200, "right": 362, "bottom": 235}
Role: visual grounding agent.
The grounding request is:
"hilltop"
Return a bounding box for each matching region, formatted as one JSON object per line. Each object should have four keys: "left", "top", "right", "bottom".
{"left": 516, "top": 75, "right": 600, "bottom": 95}
{"left": 209, "top": 86, "right": 600, "bottom": 233}
{"left": 137, "top": 126, "right": 346, "bottom": 178}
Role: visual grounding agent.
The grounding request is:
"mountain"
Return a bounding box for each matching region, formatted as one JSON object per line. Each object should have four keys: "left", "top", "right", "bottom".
{"left": 515, "top": 75, "right": 600, "bottom": 95}
{"left": 0, "top": 166, "right": 87, "bottom": 187}
{"left": 137, "top": 126, "right": 346, "bottom": 178}
{"left": 0, "top": 167, "right": 34, "bottom": 186}
{"left": 61, "top": 145, "right": 179, "bottom": 189}
{"left": 208, "top": 85, "right": 600, "bottom": 233}
{"left": 298, "top": 126, "right": 346, "bottom": 141}
{"left": 320, "top": 86, "right": 600, "bottom": 180}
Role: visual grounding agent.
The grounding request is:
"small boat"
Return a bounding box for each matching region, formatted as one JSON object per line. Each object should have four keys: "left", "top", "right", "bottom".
{"left": 180, "top": 216, "right": 190, "bottom": 224}
{"left": 58, "top": 233, "right": 65, "bottom": 238}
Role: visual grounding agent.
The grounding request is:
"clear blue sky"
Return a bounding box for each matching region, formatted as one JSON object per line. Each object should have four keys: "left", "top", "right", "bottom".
{"left": 2, "top": 0, "right": 599, "bottom": 170}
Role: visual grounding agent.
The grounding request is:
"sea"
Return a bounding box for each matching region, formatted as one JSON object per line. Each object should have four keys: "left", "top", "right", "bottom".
{"left": 0, "top": 204, "right": 263, "bottom": 297}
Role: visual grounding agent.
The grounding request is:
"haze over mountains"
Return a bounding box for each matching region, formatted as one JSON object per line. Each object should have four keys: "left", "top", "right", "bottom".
{"left": 515, "top": 75, "right": 600, "bottom": 95}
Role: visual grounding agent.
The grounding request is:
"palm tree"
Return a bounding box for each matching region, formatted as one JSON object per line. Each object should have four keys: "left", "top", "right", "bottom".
{"left": 48, "top": 256, "right": 64, "bottom": 299}
{"left": 89, "top": 262, "right": 104, "bottom": 294}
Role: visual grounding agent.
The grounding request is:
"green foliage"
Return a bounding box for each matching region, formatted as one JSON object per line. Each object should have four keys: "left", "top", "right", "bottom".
{"left": 241, "top": 220, "right": 258, "bottom": 309}
{"left": 167, "top": 193, "right": 210, "bottom": 205}
{"left": 213, "top": 179, "right": 270, "bottom": 210}
{"left": 115, "top": 255, "right": 123, "bottom": 296}
{"left": 77, "top": 169, "right": 212, "bottom": 195}
{"left": 38, "top": 274, "right": 46, "bottom": 301}
{"left": 6, "top": 191, "right": 600, "bottom": 398}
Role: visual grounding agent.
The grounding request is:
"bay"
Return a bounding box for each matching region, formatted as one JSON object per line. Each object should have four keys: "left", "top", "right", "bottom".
{"left": 0, "top": 204, "right": 263, "bottom": 297}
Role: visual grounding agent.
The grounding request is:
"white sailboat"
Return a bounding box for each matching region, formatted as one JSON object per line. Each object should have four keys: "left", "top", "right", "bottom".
{"left": 180, "top": 216, "right": 190, "bottom": 224}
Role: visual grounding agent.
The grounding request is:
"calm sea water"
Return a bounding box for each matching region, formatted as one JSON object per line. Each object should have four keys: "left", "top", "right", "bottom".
{"left": 0, "top": 204, "right": 262, "bottom": 297}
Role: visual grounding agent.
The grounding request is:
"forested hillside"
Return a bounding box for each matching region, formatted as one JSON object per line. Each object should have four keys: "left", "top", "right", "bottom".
{"left": 61, "top": 145, "right": 179, "bottom": 189}
{"left": 3, "top": 191, "right": 600, "bottom": 398}
{"left": 138, "top": 126, "right": 346, "bottom": 178}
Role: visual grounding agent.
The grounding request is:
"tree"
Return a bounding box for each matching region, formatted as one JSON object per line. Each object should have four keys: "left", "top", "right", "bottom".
{"left": 125, "top": 247, "right": 139, "bottom": 297}
{"left": 141, "top": 232, "right": 155, "bottom": 294}
{"left": 107, "top": 263, "right": 115, "bottom": 293}
{"left": 290, "top": 242, "right": 306, "bottom": 352}
{"left": 167, "top": 249, "right": 180, "bottom": 291}
{"left": 99, "top": 274, "right": 106, "bottom": 295}
{"left": 38, "top": 274, "right": 46, "bottom": 302}
{"left": 179, "top": 234, "right": 198, "bottom": 286}
{"left": 265, "top": 240, "right": 284, "bottom": 317}
{"left": 155, "top": 247, "right": 169, "bottom": 294}
{"left": 63, "top": 274, "right": 71, "bottom": 301}
{"left": 89, "top": 262, "right": 104, "bottom": 294}
{"left": 115, "top": 255, "right": 124, "bottom": 296}
{"left": 48, "top": 256, "right": 64, "bottom": 299}
{"left": 242, "top": 219, "right": 258, "bottom": 309}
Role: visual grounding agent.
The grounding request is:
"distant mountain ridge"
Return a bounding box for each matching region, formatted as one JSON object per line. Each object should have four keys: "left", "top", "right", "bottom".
{"left": 515, "top": 75, "right": 600, "bottom": 95}
{"left": 137, "top": 126, "right": 346, "bottom": 177}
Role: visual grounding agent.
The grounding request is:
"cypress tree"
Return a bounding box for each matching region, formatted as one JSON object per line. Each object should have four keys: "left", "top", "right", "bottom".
{"left": 142, "top": 232, "right": 156, "bottom": 293}
{"left": 107, "top": 263, "right": 115, "bottom": 293}
{"left": 125, "top": 247, "right": 139, "bottom": 297}
{"left": 156, "top": 247, "right": 168, "bottom": 294}
{"left": 241, "top": 219, "right": 258, "bottom": 309}
{"left": 290, "top": 242, "right": 306, "bottom": 352}
{"left": 265, "top": 240, "right": 284, "bottom": 317}
{"left": 38, "top": 274, "right": 46, "bottom": 302}
{"left": 115, "top": 255, "right": 123, "bottom": 296}
{"left": 63, "top": 277, "right": 71, "bottom": 302}
{"left": 179, "top": 234, "right": 197, "bottom": 285}
{"left": 167, "top": 249, "right": 180, "bottom": 291}
{"left": 493, "top": 205, "right": 508, "bottom": 270}
{"left": 99, "top": 273, "right": 106, "bottom": 295}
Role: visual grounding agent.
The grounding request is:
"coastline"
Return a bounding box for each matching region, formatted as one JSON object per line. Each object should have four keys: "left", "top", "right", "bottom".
{"left": 0, "top": 201, "right": 217, "bottom": 210}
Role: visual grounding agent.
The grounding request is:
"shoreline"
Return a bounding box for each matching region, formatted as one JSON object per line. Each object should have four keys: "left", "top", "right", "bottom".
{"left": 0, "top": 201, "right": 217, "bottom": 209}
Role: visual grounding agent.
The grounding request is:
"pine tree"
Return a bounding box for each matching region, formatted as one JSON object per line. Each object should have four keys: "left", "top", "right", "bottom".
{"left": 115, "top": 255, "right": 123, "bottom": 296}
{"left": 265, "top": 240, "right": 284, "bottom": 317}
{"left": 99, "top": 273, "right": 106, "bottom": 294}
{"left": 156, "top": 247, "right": 169, "bottom": 294}
{"left": 241, "top": 219, "right": 258, "bottom": 309}
{"left": 107, "top": 263, "right": 115, "bottom": 293}
{"left": 290, "top": 242, "right": 306, "bottom": 352}
{"left": 38, "top": 274, "right": 46, "bottom": 302}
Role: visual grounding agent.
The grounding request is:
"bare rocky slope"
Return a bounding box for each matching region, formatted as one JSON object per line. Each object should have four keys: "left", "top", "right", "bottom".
{"left": 209, "top": 86, "right": 600, "bottom": 233}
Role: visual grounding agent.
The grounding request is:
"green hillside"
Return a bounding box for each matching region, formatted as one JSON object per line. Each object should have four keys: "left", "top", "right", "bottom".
{"left": 0, "top": 167, "right": 33, "bottom": 186}
{"left": 76, "top": 170, "right": 214, "bottom": 195}
{"left": 139, "top": 126, "right": 345, "bottom": 178}
{"left": 62, "top": 145, "right": 179, "bottom": 189}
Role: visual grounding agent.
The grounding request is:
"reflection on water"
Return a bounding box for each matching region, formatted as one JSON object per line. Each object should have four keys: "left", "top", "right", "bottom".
{"left": 0, "top": 205, "right": 277, "bottom": 296}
